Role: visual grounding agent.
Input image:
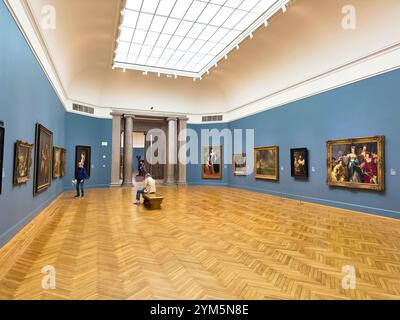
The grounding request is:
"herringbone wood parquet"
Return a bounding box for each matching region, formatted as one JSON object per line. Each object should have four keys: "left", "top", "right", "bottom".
{"left": 0, "top": 186, "right": 400, "bottom": 300}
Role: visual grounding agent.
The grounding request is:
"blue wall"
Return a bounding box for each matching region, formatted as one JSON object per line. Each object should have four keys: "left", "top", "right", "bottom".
{"left": 64, "top": 113, "right": 112, "bottom": 190}
{"left": 0, "top": 1, "right": 66, "bottom": 247}
{"left": 189, "top": 69, "right": 400, "bottom": 218}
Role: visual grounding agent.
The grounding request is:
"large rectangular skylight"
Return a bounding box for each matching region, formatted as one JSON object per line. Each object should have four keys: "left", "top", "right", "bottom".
{"left": 114, "top": 0, "right": 289, "bottom": 78}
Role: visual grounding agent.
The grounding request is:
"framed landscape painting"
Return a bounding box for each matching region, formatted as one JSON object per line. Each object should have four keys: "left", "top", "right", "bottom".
{"left": 34, "top": 124, "right": 53, "bottom": 195}
{"left": 75, "top": 145, "right": 91, "bottom": 178}
{"left": 254, "top": 146, "right": 279, "bottom": 181}
{"left": 60, "top": 148, "right": 67, "bottom": 177}
{"left": 327, "top": 136, "right": 385, "bottom": 191}
{"left": 0, "top": 123, "right": 4, "bottom": 194}
{"left": 233, "top": 153, "right": 247, "bottom": 176}
{"left": 291, "top": 148, "right": 309, "bottom": 179}
{"left": 202, "top": 145, "right": 222, "bottom": 180}
{"left": 53, "top": 146, "right": 62, "bottom": 179}
{"left": 13, "top": 140, "right": 34, "bottom": 185}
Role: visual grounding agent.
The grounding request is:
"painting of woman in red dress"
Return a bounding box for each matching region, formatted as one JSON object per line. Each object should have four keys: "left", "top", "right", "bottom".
{"left": 360, "top": 152, "right": 378, "bottom": 184}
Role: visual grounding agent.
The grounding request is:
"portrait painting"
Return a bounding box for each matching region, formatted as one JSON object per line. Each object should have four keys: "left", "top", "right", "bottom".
{"left": 202, "top": 145, "right": 222, "bottom": 180}
{"left": 13, "top": 140, "right": 34, "bottom": 185}
{"left": 75, "top": 146, "right": 91, "bottom": 178}
{"left": 53, "top": 147, "right": 62, "bottom": 179}
{"left": 60, "top": 148, "right": 67, "bottom": 177}
{"left": 291, "top": 148, "right": 309, "bottom": 179}
{"left": 0, "top": 123, "right": 4, "bottom": 194}
{"left": 233, "top": 153, "right": 247, "bottom": 176}
{"left": 254, "top": 146, "right": 279, "bottom": 181}
{"left": 327, "top": 136, "right": 385, "bottom": 191}
{"left": 34, "top": 124, "right": 53, "bottom": 195}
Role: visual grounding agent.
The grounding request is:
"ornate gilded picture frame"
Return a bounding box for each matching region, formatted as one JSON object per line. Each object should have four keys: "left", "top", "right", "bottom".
{"left": 34, "top": 124, "right": 53, "bottom": 195}
{"left": 327, "top": 136, "right": 385, "bottom": 191}
{"left": 13, "top": 140, "right": 34, "bottom": 185}
{"left": 254, "top": 146, "right": 279, "bottom": 181}
{"left": 60, "top": 148, "right": 67, "bottom": 178}
{"left": 52, "top": 146, "right": 62, "bottom": 179}
{"left": 233, "top": 153, "right": 247, "bottom": 176}
{"left": 202, "top": 145, "right": 222, "bottom": 180}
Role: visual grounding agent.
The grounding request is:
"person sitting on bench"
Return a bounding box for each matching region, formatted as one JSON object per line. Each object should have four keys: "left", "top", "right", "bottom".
{"left": 135, "top": 173, "right": 156, "bottom": 205}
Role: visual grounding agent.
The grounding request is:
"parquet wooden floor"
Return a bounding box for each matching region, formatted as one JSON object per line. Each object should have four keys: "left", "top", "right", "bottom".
{"left": 0, "top": 186, "right": 400, "bottom": 300}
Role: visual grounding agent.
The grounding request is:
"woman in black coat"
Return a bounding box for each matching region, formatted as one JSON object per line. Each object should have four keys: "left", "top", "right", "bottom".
{"left": 75, "top": 161, "right": 87, "bottom": 197}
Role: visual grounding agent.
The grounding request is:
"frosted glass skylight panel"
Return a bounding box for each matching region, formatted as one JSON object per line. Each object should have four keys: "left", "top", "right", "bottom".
{"left": 115, "top": 0, "right": 289, "bottom": 77}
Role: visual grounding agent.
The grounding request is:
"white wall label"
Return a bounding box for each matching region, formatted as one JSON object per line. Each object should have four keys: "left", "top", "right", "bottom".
{"left": 101, "top": 141, "right": 108, "bottom": 146}
{"left": 390, "top": 169, "right": 397, "bottom": 176}
{"left": 281, "top": 166, "right": 284, "bottom": 171}
{"left": 312, "top": 167, "right": 316, "bottom": 172}
{"left": 103, "top": 155, "right": 106, "bottom": 159}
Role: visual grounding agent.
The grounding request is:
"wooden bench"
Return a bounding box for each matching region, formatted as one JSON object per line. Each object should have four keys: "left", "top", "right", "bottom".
{"left": 143, "top": 193, "right": 164, "bottom": 210}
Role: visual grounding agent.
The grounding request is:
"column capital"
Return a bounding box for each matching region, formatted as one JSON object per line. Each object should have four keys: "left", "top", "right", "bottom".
{"left": 166, "top": 117, "right": 178, "bottom": 122}
{"left": 110, "top": 112, "right": 123, "bottom": 117}
{"left": 123, "top": 114, "right": 136, "bottom": 119}
{"left": 178, "top": 116, "right": 189, "bottom": 122}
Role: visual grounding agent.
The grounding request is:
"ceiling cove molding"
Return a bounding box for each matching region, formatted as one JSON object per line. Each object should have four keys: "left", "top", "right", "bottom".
{"left": 222, "top": 41, "right": 400, "bottom": 124}
{"left": 4, "top": 0, "right": 72, "bottom": 111}
{"left": 5, "top": 0, "right": 400, "bottom": 124}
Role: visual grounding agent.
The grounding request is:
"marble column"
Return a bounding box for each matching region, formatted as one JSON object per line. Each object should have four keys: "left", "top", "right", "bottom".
{"left": 177, "top": 117, "right": 188, "bottom": 185}
{"left": 123, "top": 115, "right": 135, "bottom": 187}
{"left": 166, "top": 117, "right": 177, "bottom": 185}
{"left": 110, "top": 112, "right": 122, "bottom": 187}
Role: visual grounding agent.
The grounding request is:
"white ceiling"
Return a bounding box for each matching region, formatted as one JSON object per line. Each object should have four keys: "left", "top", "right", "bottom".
{"left": 6, "top": 0, "right": 400, "bottom": 121}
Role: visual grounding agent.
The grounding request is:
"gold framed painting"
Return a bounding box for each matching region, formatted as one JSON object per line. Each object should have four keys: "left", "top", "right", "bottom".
{"left": 53, "top": 146, "right": 62, "bottom": 179}
{"left": 60, "top": 148, "right": 67, "bottom": 177}
{"left": 233, "top": 153, "right": 247, "bottom": 176}
{"left": 327, "top": 136, "right": 385, "bottom": 191}
{"left": 254, "top": 146, "right": 279, "bottom": 181}
{"left": 13, "top": 140, "right": 34, "bottom": 185}
{"left": 202, "top": 145, "right": 222, "bottom": 180}
{"left": 33, "top": 124, "right": 53, "bottom": 195}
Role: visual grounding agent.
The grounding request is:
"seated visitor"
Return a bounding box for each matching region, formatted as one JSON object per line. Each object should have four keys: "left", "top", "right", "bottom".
{"left": 135, "top": 173, "right": 156, "bottom": 205}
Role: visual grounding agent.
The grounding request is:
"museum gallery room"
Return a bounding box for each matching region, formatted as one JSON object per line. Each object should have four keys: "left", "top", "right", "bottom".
{"left": 0, "top": 0, "right": 400, "bottom": 302}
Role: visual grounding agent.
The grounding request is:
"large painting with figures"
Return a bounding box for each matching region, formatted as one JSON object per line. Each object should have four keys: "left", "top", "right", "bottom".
{"left": 60, "top": 148, "right": 67, "bottom": 177}
{"left": 254, "top": 146, "right": 279, "bottom": 181}
{"left": 0, "top": 123, "right": 4, "bottom": 194}
{"left": 202, "top": 145, "right": 222, "bottom": 180}
{"left": 327, "top": 136, "right": 385, "bottom": 191}
{"left": 33, "top": 124, "right": 53, "bottom": 195}
{"left": 75, "top": 146, "right": 91, "bottom": 178}
{"left": 53, "top": 147, "right": 62, "bottom": 179}
{"left": 13, "top": 140, "right": 34, "bottom": 185}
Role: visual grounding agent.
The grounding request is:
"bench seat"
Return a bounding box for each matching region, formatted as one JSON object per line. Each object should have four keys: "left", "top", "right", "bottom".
{"left": 143, "top": 193, "right": 164, "bottom": 210}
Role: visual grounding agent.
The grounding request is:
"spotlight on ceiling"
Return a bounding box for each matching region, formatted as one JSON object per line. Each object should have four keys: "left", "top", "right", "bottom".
{"left": 249, "top": 32, "right": 253, "bottom": 39}
{"left": 264, "top": 20, "right": 269, "bottom": 27}
{"left": 123, "top": 68, "right": 126, "bottom": 73}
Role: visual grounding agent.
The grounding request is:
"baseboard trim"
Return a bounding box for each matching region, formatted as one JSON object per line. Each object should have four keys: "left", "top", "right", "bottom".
{"left": 228, "top": 183, "right": 400, "bottom": 219}
{"left": 0, "top": 192, "right": 63, "bottom": 248}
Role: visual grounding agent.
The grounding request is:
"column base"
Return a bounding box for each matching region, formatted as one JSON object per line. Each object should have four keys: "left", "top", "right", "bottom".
{"left": 122, "top": 182, "right": 133, "bottom": 187}
{"left": 109, "top": 182, "right": 122, "bottom": 188}
{"left": 165, "top": 180, "right": 177, "bottom": 186}
{"left": 177, "top": 181, "right": 187, "bottom": 186}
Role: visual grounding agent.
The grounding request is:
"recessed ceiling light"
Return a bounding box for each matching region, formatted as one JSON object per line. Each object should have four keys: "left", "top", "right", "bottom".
{"left": 114, "top": 0, "right": 290, "bottom": 78}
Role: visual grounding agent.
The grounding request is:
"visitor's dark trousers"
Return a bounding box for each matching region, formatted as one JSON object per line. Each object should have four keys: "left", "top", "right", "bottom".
{"left": 136, "top": 188, "right": 145, "bottom": 201}
{"left": 76, "top": 180, "right": 84, "bottom": 197}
